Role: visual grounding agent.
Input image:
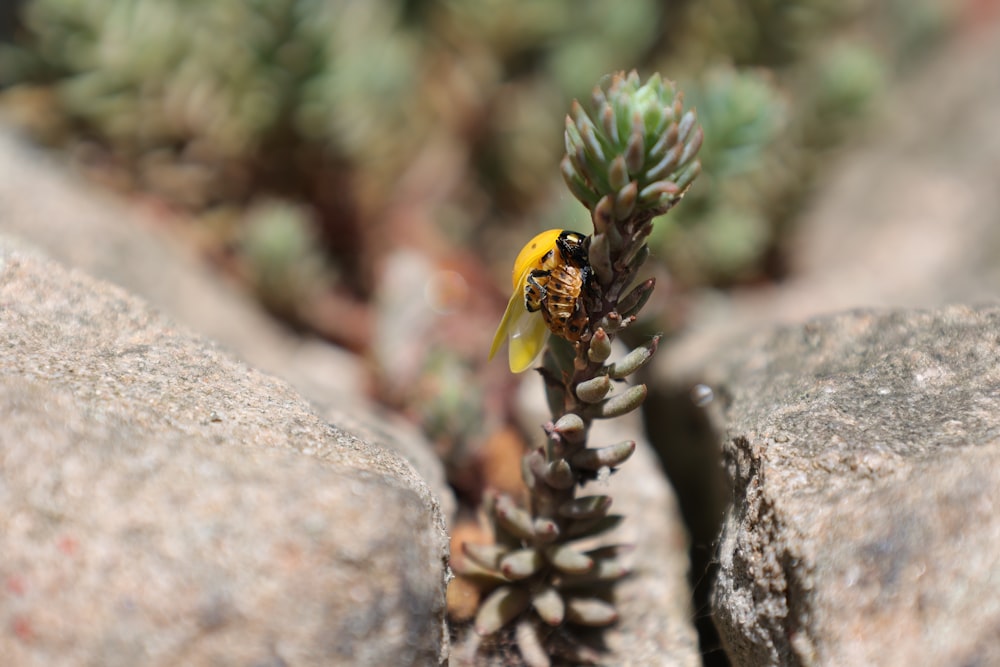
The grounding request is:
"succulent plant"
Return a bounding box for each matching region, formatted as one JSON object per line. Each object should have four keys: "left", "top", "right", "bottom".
{"left": 241, "top": 198, "right": 331, "bottom": 320}
{"left": 648, "top": 66, "right": 786, "bottom": 285}
{"left": 454, "top": 71, "right": 702, "bottom": 665}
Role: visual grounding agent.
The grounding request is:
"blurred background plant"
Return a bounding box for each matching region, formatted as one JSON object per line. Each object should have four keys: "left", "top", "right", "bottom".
{"left": 0, "top": 0, "right": 963, "bottom": 660}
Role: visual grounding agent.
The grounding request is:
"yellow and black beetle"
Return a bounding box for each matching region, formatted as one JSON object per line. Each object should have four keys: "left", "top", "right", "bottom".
{"left": 489, "top": 229, "right": 591, "bottom": 373}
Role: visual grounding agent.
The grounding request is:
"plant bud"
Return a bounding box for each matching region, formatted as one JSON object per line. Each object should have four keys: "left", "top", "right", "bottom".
{"left": 588, "top": 327, "right": 612, "bottom": 363}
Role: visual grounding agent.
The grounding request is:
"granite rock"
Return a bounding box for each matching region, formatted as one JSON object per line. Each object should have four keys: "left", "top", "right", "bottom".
{"left": 710, "top": 306, "right": 1000, "bottom": 666}
{"left": 0, "top": 126, "right": 455, "bottom": 523}
{"left": 0, "top": 240, "right": 450, "bottom": 666}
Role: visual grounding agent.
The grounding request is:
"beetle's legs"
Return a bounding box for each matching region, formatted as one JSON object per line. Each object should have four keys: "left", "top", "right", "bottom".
{"left": 525, "top": 270, "right": 549, "bottom": 312}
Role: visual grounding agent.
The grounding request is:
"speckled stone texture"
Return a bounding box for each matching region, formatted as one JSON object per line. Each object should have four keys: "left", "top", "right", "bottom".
{"left": 711, "top": 306, "right": 1000, "bottom": 666}
{"left": 0, "top": 241, "right": 450, "bottom": 666}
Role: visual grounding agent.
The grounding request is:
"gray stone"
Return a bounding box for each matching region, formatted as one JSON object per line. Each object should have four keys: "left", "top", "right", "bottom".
{"left": 642, "top": 22, "right": 1000, "bottom": 664}
{"left": 0, "top": 241, "right": 450, "bottom": 666}
{"left": 0, "top": 125, "right": 455, "bottom": 522}
{"left": 710, "top": 306, "right": 1000, "bottom": 666}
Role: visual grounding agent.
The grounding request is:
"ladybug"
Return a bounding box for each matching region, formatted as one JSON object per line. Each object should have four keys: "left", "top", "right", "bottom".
{"left": 489, "top": 229, "right": 591, "bottom": 373}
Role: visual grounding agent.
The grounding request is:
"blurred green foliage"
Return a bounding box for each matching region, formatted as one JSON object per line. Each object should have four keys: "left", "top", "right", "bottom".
{"left": 0, "top": 0, "right": 955, "bottom": 319}
{"left": 241, "top": 198, "right": 330, "bottom": 320}
{"left": 2, "top": 0, "right": 418, "bottom": 164}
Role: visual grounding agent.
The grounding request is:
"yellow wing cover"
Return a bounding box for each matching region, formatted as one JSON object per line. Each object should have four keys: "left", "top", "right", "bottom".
{"left": 489, "top": 229, "right": 564, "bottom": 373}
{"left": 489, "top": 287, "right": 551, "bottom": 372}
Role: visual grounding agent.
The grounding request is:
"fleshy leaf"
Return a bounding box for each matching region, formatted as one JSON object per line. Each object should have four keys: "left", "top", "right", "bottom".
{"left": 475, "top": 586, "right": 531, "bottom": 635}
{"left": 500, "top": 548, "right": 545, "bottom": 580}
{"left": 591, "top": 384, "right": 647, "bottom": 419}
{"left": 571, "top": 441, "right": 636, "bottom": 470}
{"left": 565, "top": 597, "right": 619, "bottom": 627}
{"left": 531, "top": 585, "right": 566, "bottom": 626}
{"left": 608, "top": 336, "right": 660, "bottom": 379}
{"left": 546, "top": 543, "right": 595, "bottom": 575}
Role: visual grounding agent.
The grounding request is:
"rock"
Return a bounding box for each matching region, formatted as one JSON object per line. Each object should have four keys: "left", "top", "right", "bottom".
{"left": 0, "top": 125, "right": 455, "bottom": 521}
{"left": 710, "top": 306, "right": 1000, "bottom": 666}
{"left": 0, "top": 240, "right": 450, "bottom": 666}
{"left": 643, "top": 21, "right": 1000, "bottom": 663}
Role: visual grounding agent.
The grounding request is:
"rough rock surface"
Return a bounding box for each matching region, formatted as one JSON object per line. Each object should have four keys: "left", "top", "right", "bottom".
{"left": 710, "top": 306, "right": 1000, "bottom": 666}
{"left": 0, "top": 126, "right": 454, "bottom": 522}
{"left": 641, "top": 19, "right": 1000, "bottom": 664}
{"left": 0, "top": 240, "right": 450, "bottom": 666}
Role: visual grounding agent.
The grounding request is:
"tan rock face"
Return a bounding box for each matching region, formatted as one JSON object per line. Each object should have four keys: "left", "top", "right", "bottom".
{"left": 0, "top": 242, "right": 450, "bottom": 666}
{"left": 711, "top": 306, "right": 1000, "bottom": 667}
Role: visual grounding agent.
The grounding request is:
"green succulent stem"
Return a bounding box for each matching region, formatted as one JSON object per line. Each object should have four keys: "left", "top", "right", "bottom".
{"left": 466, "top": 70, "right": 702, "bottom": 662}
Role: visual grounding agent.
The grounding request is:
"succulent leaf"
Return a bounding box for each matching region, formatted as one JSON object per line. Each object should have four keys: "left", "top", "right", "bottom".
{"left": 463, "top": 542, "right": 511, "bottom": 571}
{"left": 563, "top": 71, "right": 703, "bottom": 218}
{"left": 500, "top": 548, "right": 545, "bottom": 580}
{"left": 617, "top": 278, "right": 656, "bottom": 319}
{"left": 515, "top": 619, "right": 552, "bottom": 667}
{"left": 565, "top": 597, "right": 619, "bottom": 627}
{"left": 575, "top": 376, "right": 613, "bottom": 403}
{"left": 495, "top": 494, "right": 537, "bottom": 541}
{"left": 475, "top": 586, "right": 531, "bottom": 636}
{"left": 544, "top": 460, "right": 575, "bottom": 490}
{"left": 585, "top": 544, "right": 636, "bottom": 560}
{"left": 533, "top": 518, "right": 560, "bottom": 543}
{"left": 450, "top": 556, "right": 511, "bottom": 586}
{"left": 556, "top": 568, "right": 629, "bottom": 590}
{"left": 613, "top": 181, "right": 639, "bottom": 220}
{"left": 531, "top": 586, "right": 566, "bottom": 626}
{"left": 588, "top": 232, "right": 614, "bottom": 285}
{"left": 591, "top": 384, "right": 647, "bottom": 419}
{"left": 587, "top": 328, "right": 613, "bottom": 363}
{"left": 552, "top": 413, "right": 585, "bottom": 434}
{"left": 545, "top": 544, "right": 595, "bottom": 575}
{"left": 556, "top": 553, "right": 631, "bottom": 589}
{"left": 570, "top": 441, "right": 637, "bottom": 471}
{"left": 608, "top": 336, "right": 660, "bottom": 379}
